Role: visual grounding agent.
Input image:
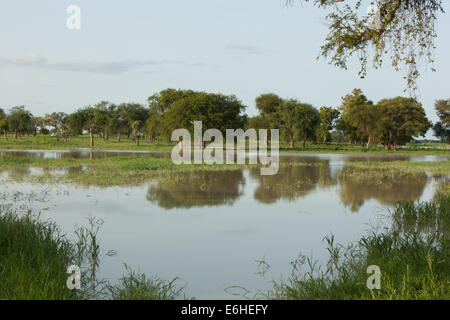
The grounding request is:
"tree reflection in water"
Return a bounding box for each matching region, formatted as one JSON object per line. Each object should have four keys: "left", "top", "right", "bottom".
{"left": 249, "top": 158, "right": 337, "bottom": 204}
{"left": 146, "top": 170, "right": 245, "bottom": 209}
{"left": 338, "top": 168, "right": 428, "bottom": 212}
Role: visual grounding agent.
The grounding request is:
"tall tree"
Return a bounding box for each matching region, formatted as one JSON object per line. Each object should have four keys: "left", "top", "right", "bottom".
{"left": 120, "top": 103, "right": 148, "bottom": 141}
{"left": 377, "top": 97, "right": 431, "bottom": 150}
{"left": 432, "top": 99, "right": 450, "bottom": 143}
{"left": 148, "top": 89, "right": 196, "bottom": 114}
{"left": 276, "top": 99, "right": 320, "bottom": 148}
{"left": 319, "top": 106, "right": 340, "bottom": 143}
{"left": 294, "top": 102, "right": 321, "bottom": 148}
{"left": 44, "top": 112, "right": 68, "bottom": 141}
{"left": 255, "top": 93, "right": 283, "bottom": 115}
{"left": 163, "top": 91, "right": 247, "bottom": 138}
{"left": 338, "top": 89, "right": 374, "bottom": 146}
{"left": 0, "top": 108, "right": 8, "bottom": 140}
{"left": 7, "top": 106, "right": 34, "bottom": 139}
{"left": 286, "top": 0, "right": 444, "bottom": 91}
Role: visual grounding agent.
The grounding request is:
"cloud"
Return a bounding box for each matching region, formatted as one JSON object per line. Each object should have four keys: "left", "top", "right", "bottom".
{"left": 225, "top": 44, "right": 268, "bottom": 55}
{"left": 0, "top": 55, "right": 203, "bottom": 74}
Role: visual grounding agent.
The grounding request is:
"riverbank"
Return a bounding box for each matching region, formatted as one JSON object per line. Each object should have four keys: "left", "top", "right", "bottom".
{"left": 0, "top": 209, "right": 186, "bottom": 300}
{"left": 265, "top": 193, "right": 449, "bottom": 300}
{"left": 1, "top": 135, "right": 449, "bottom": 155}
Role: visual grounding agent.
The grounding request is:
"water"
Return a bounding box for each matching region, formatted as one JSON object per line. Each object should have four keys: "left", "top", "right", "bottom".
{"left": 0, "top": 150, "right": 448, "bottom": 299}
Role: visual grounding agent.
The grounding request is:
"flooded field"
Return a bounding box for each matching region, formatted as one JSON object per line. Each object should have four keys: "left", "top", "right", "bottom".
{"left": 1, "top": 150, "right": 448, "bottom": 299}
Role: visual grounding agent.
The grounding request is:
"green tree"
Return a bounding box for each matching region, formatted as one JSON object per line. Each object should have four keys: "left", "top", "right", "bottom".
{"left": 67, "top": 106, "right": 103, "bottom": 147}
{"left": 148, "top": 89, "right": 196, "bottom": 114}
{"left": 255, "top": 93, "right": 283, "bottom": 115}
{"left": 377, "top": 97, "right": 431, "bottom": 150}
{"left": 286, "top": 0, "right": 444, "bottom": 91}
{"left": 43, "top": 112, "right": 68, "bottom": 141}
{"left": 319, "top": 106, "right": 340, "bottom": 143}
{"left": 145, "top": 109, "right": 164, "bottom": 142}
{"left": 432, "top": 99, "right": 449, "bottom": 143}
{"left": 0, "top": 108, "right": 8, "bottom": 140}
{"left": 338, "top": 89, "right": 374, "bottom": 146}
{"left": 294, "top": 102, "right": 321, "bottom": 148}
{"left": 122, "top": 103, "right": 148, "bottom": 142}
{"left": 7, "top": 106, "right": 34, "bottom": 139}
{"left": 276, "top": 99, "right": 320, "bottom": 148}
{"left": 163, "top": 91, "right": 247, "bottom": 140}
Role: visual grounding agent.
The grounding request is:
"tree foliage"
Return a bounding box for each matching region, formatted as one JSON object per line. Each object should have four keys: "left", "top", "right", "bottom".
{"left": 319, "top": 106, "right": 340, "bottom": 143}
{"left": 286, "top": 0, "right": 444, "bottom": 91}
{"left": 432, "top": 99, "right": 449, "bottom": 143}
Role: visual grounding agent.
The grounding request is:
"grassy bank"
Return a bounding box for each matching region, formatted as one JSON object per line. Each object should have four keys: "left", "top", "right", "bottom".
{"left": 1, "top": 155, "right": 449, "bottom": 187}
{"left": 265, "top": 194, "right": 449, "bottom": 300}
{"left": 346, "top": 161, "right": 450, "bottom": 175}
{"left": 1, "top": 135, "right": 449, "bottom": 155}
{"left": 0, "top": 209, "right": 186, "bottom": 300}
{"left": 0, "top": 155, "right": 248, "bottom": 186}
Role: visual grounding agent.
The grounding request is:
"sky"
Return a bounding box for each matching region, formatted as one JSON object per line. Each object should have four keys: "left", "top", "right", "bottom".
{"left": 0, "top": 0, "right": 449, "bottom": 137}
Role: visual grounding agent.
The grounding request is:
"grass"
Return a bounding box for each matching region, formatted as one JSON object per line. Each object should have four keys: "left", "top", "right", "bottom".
{"left": 0, "top": 211, "right": 78, "bottom": 299}
{"left": 1, "top": 189, "right": 449, "bottom": 299}
{"left": 0, "top": 208, "right": 186, "bottom": 300}
{"left": 1, "top": 134, "right": 449, "bottom": 155}
{"left": 263, "top": 194, "right": 450, "bottom": 300}
{"left": 346, "top": 160, "right": 450, "bottom": 175}
{"left": 0, "top": 155, "right": 249, "bottom": 186}
{"left": 0, "top": 135, "right": 174, "bottom": 151}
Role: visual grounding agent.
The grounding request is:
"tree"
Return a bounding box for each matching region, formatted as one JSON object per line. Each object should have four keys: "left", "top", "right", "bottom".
{"left": 338, "top": 89, "right": 374, "bottom": 146}
{"left": 255, "top": 93, "right": 283, "bottom": 115}
{"left": 0, "top": 108, "right": 8, "bottom": 140}
{"left": 7, "top": 106, "right": 34, "bottom": 139}
{"left": 44, "top": 112, "right": 68, "bottom": 141}
{"left": 121, "top": 103, "right": 148, "bottom": 141}
{"left": 145, "top": 108, "right": 164, "bottom": 142}
{"left": 432, "top": 99, "right": 450, "bottom": 143}
{"left": 294, "top": 102, "right": 321, "bottom": 148}
{"left": 319, "top": 106, "right": 340, "bottom": 143}
{"left": 148, "top": 89, "right": 196, "bottom": 114}
{"left": 286, "top": 0, "right": 444, "bottom": 91}
{"left": 276, "top": 99, "right": 320, "bottom": 148}
{"left": 163, "top": 91, "right": 247, "bottom": 141}
{"left": 66, "top": 109, "right": 88, "bottom": 136}
{"left": 377, "top": 97, "right": 431, "bottom": 150}
{"left": 67, "top": 106, "right": 102, "bottom": 147}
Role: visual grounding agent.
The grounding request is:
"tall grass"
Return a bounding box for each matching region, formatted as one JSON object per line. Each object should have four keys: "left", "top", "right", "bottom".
{"left": 265, "top": 194, "right": 450, "bottom": 300}
{"left": 0, "top": 208, "right": 186, "bottom": 300}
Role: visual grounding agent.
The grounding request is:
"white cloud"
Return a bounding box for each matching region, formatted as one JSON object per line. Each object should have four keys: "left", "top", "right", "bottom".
{"left": 0, "top": 56, "right": 203, "bottom": 74}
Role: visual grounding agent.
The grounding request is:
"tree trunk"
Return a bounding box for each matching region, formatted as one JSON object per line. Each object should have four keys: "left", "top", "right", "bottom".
{"left": 89, "top": 128, "right": 94, "bottom": 147}
{"left": 366, "top": 136, "right": 371, "bottom": 149}
{"left": 290, "top": 135, "right": 295, "bottom": 149}
{"left": 303, "top": 139, "right": 307, "bottom": 148}
{"left": 14, "top": 131, "right": 17, "bottom": 139}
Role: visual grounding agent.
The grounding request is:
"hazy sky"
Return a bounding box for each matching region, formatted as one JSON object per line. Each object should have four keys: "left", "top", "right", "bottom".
{"left": 0, "top": 0, "right": 449, "bottom": 130}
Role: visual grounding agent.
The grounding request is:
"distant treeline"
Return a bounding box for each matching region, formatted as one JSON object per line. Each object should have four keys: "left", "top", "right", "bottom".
{"left": 0, "top": 89, "right": 449, "bottom": 149}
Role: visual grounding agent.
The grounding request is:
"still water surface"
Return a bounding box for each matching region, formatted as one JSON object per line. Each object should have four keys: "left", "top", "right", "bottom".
{"left": 1, "top": 150, "right": 448, "bottom": 299}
